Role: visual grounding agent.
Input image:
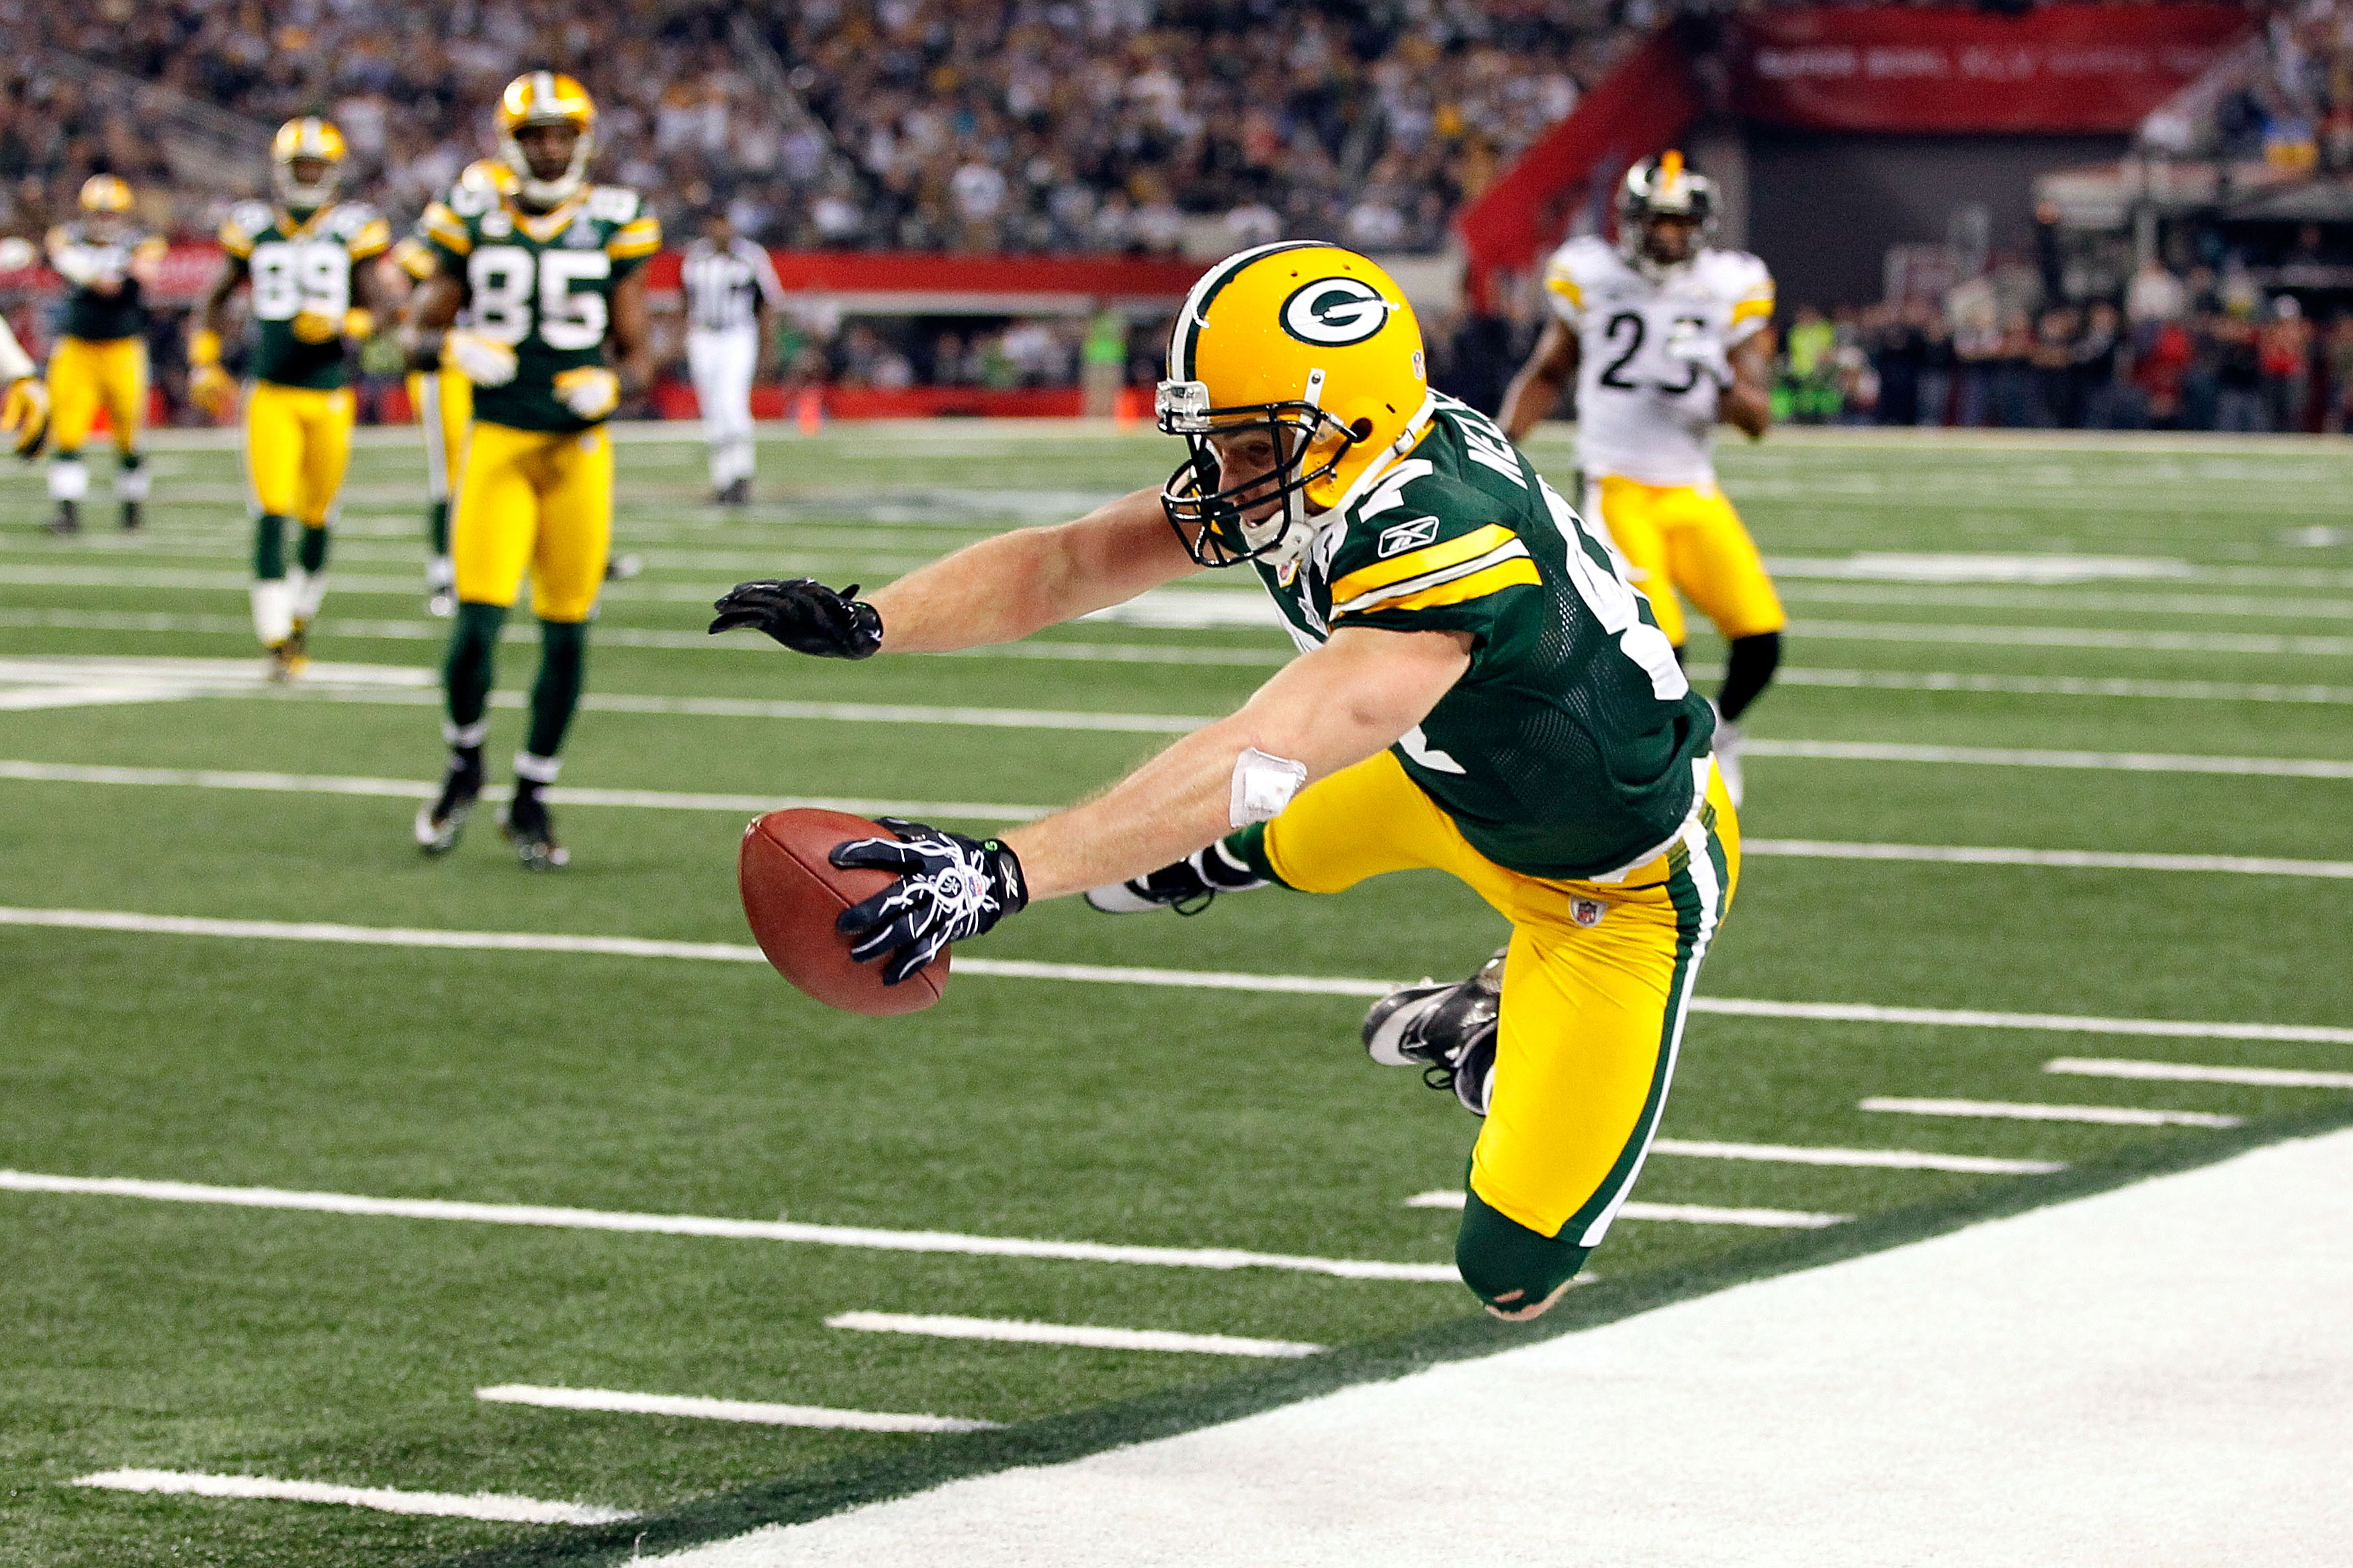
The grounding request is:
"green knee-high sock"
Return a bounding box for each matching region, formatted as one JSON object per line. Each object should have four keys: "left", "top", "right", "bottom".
{"left": 444, "top": 602, "right": 506, "bottom": 732}
{"left": 253, "top": 513, "right": 289, "bottom": 579}
{"left": 298, "top": 523, "right": 329, "bottom": 573}
{"left": 525, "top": 620, "right": 588, "bottom": 759}
{"left": 428, "top": 500, "right": 450, "bottom": 557}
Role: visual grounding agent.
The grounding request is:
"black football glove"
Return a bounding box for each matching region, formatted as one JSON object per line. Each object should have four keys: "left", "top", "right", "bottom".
{"left": 709, "top": 578, "right": 883, "bottom": 658}
{"left": 832, "top": 818, "right": 1028, "bottom": 985}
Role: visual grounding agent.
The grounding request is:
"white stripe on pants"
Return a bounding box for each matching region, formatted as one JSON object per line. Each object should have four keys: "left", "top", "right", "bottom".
{"left": 688, "top": 328, "right": 758, "bottom": 489}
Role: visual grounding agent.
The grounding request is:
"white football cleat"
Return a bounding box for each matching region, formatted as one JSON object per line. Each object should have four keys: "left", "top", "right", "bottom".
{"left": 1712, "top": 718, "right": 1744, "bottom": 807}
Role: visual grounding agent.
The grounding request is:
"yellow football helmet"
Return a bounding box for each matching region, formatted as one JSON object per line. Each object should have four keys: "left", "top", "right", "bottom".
{"left": 1158, "top": 242, "right": 1428, "bottom": 568}
{"left": 272, "top": 117, "right": 348, "bottom": 209}
{"left": 496, "top": 72, "right": 595, "bottom": 207}
{"left": 79, "top": 175, "right": 134, "bottom": 215}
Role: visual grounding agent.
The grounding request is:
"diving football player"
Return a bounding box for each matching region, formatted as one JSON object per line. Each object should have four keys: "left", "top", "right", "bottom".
{"left": 404, "top": 72, "right": 660, "bottom": 870}
{"left": 0, "top": 311, "right": 51, "bottom": 460}
{"left": 43, "top": 175, "right": 165, "bottom": 534}
{"left": 388, "top": 158, "right": 513, "bottom": 618}
{"left": 713, "top": 244, "right": 1736, "bottom": 1322}
{"left": 192, "top": 118, "right": 392, "bottom": 680}
{"left": 1500, "top": 152, "right": 1785, "bottom": 802}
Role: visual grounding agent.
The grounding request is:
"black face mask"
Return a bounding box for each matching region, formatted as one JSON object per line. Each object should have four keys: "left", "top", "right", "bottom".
{"left": 1156, "top": 381, "right": 1353, "bottom": 569}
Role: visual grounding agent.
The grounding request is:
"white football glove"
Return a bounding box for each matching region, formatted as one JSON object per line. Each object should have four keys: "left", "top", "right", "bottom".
{"left": 553, "top": 365, "right": 621, "bottom": 420}
{"left": 443, "top": 328, "right": 519, "bottom": 388}
{"left": 1662, "top": 320, "right": 1734, "bottom": 389}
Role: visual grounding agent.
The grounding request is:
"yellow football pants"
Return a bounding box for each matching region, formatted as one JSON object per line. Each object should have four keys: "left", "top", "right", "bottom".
{"left": 407, "top": 366, "right": 471, "bottom": 502}
{"left": 451, "top": 420, "right": 611, "bottom": 623}
{"left": 1588, "top": 475, "right": 1786, "bottom": 646}
{"left": 1263, "top": 749, "right": 1739, "bottom": 1244}
{"left": 244, "top": 381, "right": 353, "bottom": 525}
{"left": 47, "top": 335, "right": 146, "bottom": 453}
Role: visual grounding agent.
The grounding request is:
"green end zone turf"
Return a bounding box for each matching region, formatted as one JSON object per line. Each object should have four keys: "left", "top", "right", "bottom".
{"left": 0, "top": 426, "right": 2348, "bottom": 1566}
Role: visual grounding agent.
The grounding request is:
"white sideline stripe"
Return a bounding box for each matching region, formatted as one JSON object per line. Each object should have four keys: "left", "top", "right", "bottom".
{"left": 0, "top": 762, "right": 1047, "bottom": 823}
{"left": 825, "top": 1311, "right": 1323, "bottom": 1359}
{"left": 1742, "top": 738, "right": 2353, "bottom": 780}
{"left": 1785, "top": 618, "right": 2353, "bottom": 657}
{"left": 68, "top": 1468, "right": 633, "bottom": 1524}
{"left": 1650, "top": 1138, "right": 2066, "bottom": 1175}
{"left": 8, "top": 906, "right": 2350, "bottom": 1046}
{"left": 2045, "top": 1058, "right": 2353, "bottom": 1091}
{"left": 1859, "top": 1097, "right": 2244, "bottom": 1129}
{"left": 1746, "top": 839, "right": 2353, "bottom": 879}
{"left": 474, "top": 1384, "right": 998, "bottom": 1433}
{"left": 9, "top": 610, "right": 2350, "bottom": 701}
{"left": 0, "top": 1170, "right": 1459, "bottom": 1283}
{"left": 1401, "top": 1192, "right": 1848, "bottom": 1228}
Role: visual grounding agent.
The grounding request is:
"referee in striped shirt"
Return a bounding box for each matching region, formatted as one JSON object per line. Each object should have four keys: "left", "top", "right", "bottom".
{"left": 681, "top": 210, "right": 785, "bottom": 506}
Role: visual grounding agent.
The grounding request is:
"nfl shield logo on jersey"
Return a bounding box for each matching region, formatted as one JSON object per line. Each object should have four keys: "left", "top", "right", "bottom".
{"left": 1570, "top": 896, "right": 1607, "bottom": 928}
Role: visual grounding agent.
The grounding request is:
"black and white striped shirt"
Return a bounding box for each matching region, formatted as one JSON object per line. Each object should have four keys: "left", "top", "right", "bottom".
{"left": 682, "top": 237, "right": 785, "bottom": 334}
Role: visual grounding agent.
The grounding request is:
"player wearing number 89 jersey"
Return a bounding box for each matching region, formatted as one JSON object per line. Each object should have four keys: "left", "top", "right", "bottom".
{"left": 404, "top": 71, "right": 660, "bottom": 870}
{"left": 1501, "top": 153, "right": 1786, "bottom": 803}
{"left": 193, "top": 118, "right": 393, "bottom": 679}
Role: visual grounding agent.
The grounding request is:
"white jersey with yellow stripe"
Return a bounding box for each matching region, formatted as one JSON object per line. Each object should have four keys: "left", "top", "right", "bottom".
{"left": 1541, "top": 237, "right": 1774, "bottom": 488}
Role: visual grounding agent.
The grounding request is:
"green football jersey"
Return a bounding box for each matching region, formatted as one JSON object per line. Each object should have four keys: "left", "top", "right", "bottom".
{"left": 1251, "top": 393, "right": 1716, "bottom": 881}
{"left": 422, "top": 182, "right": 660, "bottom": 432}
{"left": 219, "top": 200, "right": 392, "bottom": 390}
{"left": 46, "top": 222, "right": 163, "bottom": 342}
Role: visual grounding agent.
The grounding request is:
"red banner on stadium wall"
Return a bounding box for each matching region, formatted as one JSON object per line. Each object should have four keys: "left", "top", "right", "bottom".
{"left": 1730, "top": 3, "right": 2252, "bottom": 134}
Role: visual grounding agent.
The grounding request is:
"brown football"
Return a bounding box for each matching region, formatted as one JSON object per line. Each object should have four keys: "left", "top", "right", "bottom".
{"left": 738, "top": 809, "right": 947, "bottom": 1015}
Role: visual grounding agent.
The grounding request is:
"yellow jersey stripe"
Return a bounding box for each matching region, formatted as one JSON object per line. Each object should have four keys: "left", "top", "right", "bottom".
{"left": 1328, "top": 523, "right": 1517, "bottom": 606}
{"left": 218, "top": 223, "right": 255, "bottom": 259}
{"left": 1331, "top": 538, "right": 1532, "bottom": 617}
{"left": 1338, "top": 557, "right": 1542, "bottom": 619}
{"left": 1730, "top": 295, "right": 1774, "bottom": 325}
{"left": 421, "top": 204, "right": 471, "bottom": 252}
{"left": 606, "top": 220, "right": 662, "bottom": 259}
{"left": 349, "top": 218, "right": 393, "bottom": 259}
{"left": 1544, "top": 273, "right": 1582, "bottom": 308}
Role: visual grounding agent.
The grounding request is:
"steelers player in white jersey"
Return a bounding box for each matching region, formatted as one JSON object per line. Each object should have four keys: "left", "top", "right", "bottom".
{"left": 0, "top": 307, "right": 52, "bottom": 461}
{"left": 42, "top": 175, "right": 167, "bottom": 534}
{"left": 191, "top": 118, "right": 393, "bottom": 680}
{"left": 1501, "top": 152, "right": 1784, "bottom": 802}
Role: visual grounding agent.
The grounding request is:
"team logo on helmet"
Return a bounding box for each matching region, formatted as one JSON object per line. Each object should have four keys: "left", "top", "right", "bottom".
{"left": 1280, "top": 277, "right": 1393, "bottom": 347}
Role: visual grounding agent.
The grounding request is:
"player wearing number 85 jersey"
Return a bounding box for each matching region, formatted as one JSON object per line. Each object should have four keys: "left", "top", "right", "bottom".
{"left": 1501, "top": 152, "right": 1786, "bottom": 804}
{"left": 193, "top": 118, "right": 393, "bottom": 680}
{"left": 404, "top": 71, "right": 660, "bottom": 870}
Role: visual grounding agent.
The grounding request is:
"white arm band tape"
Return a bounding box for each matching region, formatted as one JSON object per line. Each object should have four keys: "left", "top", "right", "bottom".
{"left": 1229, "top": 747, "right": 1308, "bottom": 828}
{"left": 0, "top": 316, "right": 32, "bottom": 383}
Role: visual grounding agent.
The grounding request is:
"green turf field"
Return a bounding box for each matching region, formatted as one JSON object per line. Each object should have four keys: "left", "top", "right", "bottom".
{"left": 2, "top": 421, "right": 2349, "bottom": 1567}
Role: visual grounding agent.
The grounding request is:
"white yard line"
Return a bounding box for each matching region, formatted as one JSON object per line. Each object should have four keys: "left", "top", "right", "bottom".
{"left": 7, "top": 906, "right": 2348, "bottom": 1046}
{"left": 1402, "top": 1194, "right": 1845, "bottom": 1232}
{"left": 824, "top": 1311, "right": 1322, "bottom": 1359}
{"left": 1404, "top": 1191, "right": 1847, "bottom": 1228}
{"left": 0, "top": 1170, "right": 1458, "bottom": 1283}
{"left": 1859, "top": 1097, "right": 2244, "bottom": 1129}
{"left": 1650, "top": 1138, "right": 2065, "bottom": 1174}
{"left": 68, "top": 1468, "right": 633, "bottom": 1524}
{"left": 1785, "top": 619, "right": 2353, "bottom": 657}
{"left": 1740, "top": 738, "right": 2353, "bottom": 779}
{"left": 1745, "top": 839, "right": 2353, "bottom": 878}
{"left": 9, "top": 610, "right": 2350, "bottom": 698}
{"left": 0, "top": 761, "right": 1047, "bottom": 822}
{"left": 2045, "top": 1058, "right": 2353, "bottom": 1091}
{"left": 474, "top": 1384, "right": 997, "bottom": 1433}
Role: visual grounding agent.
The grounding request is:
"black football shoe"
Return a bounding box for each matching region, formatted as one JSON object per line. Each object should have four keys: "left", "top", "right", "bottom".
{"left": 44, "top": 499, "right": 79, "bottom": 536}
{"left": 1085, "top": 841, "right": 1266, "bottom": 915}
{"left": 1362, "top": 946, "right": 1506, "bottom": 1115}
{"left": 498, "top": 785, "right": 569, "bottom": 871}
{"left": 414, "top": 749, "right": 484, "bottom": 856}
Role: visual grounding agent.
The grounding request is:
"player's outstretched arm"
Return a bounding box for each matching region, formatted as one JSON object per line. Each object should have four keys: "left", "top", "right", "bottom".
{"left": 1003, "top": 625, "right": 1472, "bottom": 901}
{"left": 1721, "top": 330, "right": 1773, "bottom": 439}
{"left": 1499, "top": 318, "right": 1578, "bottom": 443}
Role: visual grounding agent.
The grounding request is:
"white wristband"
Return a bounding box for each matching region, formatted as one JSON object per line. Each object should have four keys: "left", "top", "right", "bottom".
{"left": 1229, "top": 747, "right": 1308, "bottom": 827}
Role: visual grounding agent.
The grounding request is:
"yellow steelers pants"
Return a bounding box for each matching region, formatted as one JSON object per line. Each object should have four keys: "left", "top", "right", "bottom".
{"left": 47, "top": 335, "right": 146, "bottom": 453}
{"left": 1587, "top": 475, "right": 1786, "bottom": 647}
{"left": 451, "top": 420, "right": 611, "bottom": 623}
{"left": 1259, "top": 748, "right": 1738, "bottom": 1306}
{"left": 407, "top": 366, "right": 471, "bottom": 502}
{"left": 244, "top": 381, "right": 354, "bottom": 525}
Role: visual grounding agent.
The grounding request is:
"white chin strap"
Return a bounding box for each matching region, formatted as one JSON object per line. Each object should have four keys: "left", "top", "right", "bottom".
{"left": 1243, "top": 366, "right": 1327, "bottom": 571}
{"left": 504, "top": 134, "right": 592, "bottom": 207}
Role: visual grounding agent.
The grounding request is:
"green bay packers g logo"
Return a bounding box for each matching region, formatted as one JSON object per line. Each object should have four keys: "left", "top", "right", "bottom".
{"left": 1280, "top": 277, "right": 1392, "bottom": 346}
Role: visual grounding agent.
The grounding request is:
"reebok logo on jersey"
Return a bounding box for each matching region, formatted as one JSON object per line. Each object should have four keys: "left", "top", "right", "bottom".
{"left": 1280, "top": 277, "right": 1392, "bottom": 346}
{"left": 1377, "top": 515, "right": 1440, "bottom": 557}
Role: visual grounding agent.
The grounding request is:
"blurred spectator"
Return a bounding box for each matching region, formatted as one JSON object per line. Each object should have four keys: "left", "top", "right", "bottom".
{"left": 2328, "top": 313, "right": 2353, "bottom": 432}
{"left": 2260, "top": 295, "right": 2316, "bottom": 432}
{"left": 2211, "top": 313, "right": 2266, "bottom": 431}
